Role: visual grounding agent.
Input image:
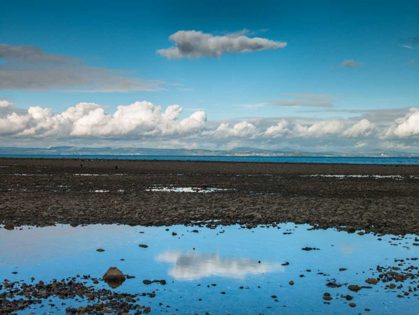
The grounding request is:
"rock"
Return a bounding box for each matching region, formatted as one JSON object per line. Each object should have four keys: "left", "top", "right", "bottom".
{"left": 346, "top": 227, "right": 356, "bottom": 233}
{"left": 365, "top": 278, "right": 379, "bottom": 285}
{"left": 348, "top": 285, "right": 361, "bottom": 292}
{"left": 302, "top": 247, "right": 320, "bottom": 251}
{"left": 139, "top": 244, "right": 148, "bottom": 248}
{"left": 323, "top": 293, "right": 332, "bottom": 301}
{"left": 143, "top": 280, "right": 152, "bottom": 285}
{"left": 96, "top": 248, "right": 105, "bottom": 252}
{"left": 349, "top": 303, "right": 356, "bottom": 308}
{"left": 289, "top": 281, "right": 294, "bottom": 285}
{"left": 103, "top": 267, "right": 125, "bottom": 288}
{"left": 345, "top": 295, "right": 353, "bottom": 301}
{"left": 4, "top": 223, "right": 14, "bottom": 230}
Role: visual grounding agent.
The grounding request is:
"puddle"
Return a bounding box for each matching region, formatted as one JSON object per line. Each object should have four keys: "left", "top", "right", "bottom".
{"left": 145, "top": 186, "right": 234, "bottom": 193}
{"left": 6, "top": 173, "right": 54, "bottom": 177}
{"left": 1, "top": 224, "right": 418, "bottom": 314}
{"left": 73, "top": 174, "right": 126, "bottom": 177}
{"left": 302, "top": 174, "right": 408, "bottom": 180}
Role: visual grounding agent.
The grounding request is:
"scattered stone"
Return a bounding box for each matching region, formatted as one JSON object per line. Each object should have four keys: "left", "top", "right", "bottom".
{"left": 302, "top": 247, "right": 320, "bottom": 251}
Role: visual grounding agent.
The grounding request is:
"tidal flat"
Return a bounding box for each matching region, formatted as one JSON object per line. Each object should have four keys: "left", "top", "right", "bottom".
{"left": 1, "top": 224, "right": 419, "bottom": 314}
{"left": 1, "top": 158, "right": 419, "bottom": 314}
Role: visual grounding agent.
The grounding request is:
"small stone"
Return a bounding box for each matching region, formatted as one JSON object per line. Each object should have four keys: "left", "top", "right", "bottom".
{"left": 365, "top": 278, "right": 379, "bottom": 285}
{"left": 139, "top": 244, "right": 148, "bottom": 248}
{"left": 289, "top": 281, "right": 294, "bottom": 285}
{"left": 96, "top": 248, "right": 105, "bottom": 252}
{"left": 4, "top": 223, "right": 14, "bottom": 230}
{"left": 348, "top": 285, "right": 361, "bottom": 292}
{"left": 349, "top": 303, "right": 356, "bottom": 308}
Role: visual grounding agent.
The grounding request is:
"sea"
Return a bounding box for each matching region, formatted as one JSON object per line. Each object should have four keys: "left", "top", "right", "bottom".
{"left": 1, "top": 154, "right": 419, "bottom": 165}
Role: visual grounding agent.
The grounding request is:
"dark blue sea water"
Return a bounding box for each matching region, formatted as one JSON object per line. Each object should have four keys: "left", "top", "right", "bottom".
{"left": 1, "top": 154, "right": 419, "bottom": 165}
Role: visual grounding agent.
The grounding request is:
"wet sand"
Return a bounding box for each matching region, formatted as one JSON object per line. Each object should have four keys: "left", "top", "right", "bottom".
{"left": 1, "top": 158, "right": 419, "bottom": 235}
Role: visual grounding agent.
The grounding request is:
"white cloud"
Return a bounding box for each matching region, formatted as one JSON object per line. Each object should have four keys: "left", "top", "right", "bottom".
{"left": 354, "top": 142, "right": 368, "bottom": 148}
{"left": 0, "top": 101, "right": 206, "bottom": 138}
{"left": 264, "top": 119, "right": 290, "bottom": 137}
{"left": 343, "top": 119, "right": 376, "bottom": 138}
{"left": 206, "top": 121, "right": 258, "bottom": 138}
{"left": 157, "top": 30, "right": 286, "bottom": 59}
{"left": 0, "top": 100, "right": 13, "bottom": 108}
{"left": 385, "top": 108, "right": 419, "bottom": 138}
{"left": 293, "top": 120, "right": 345, "bottom": 137}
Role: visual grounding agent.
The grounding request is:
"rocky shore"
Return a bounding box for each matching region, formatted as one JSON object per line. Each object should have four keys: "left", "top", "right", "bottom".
{"left": 1, "top": 158, "right": 419, "bottom": 235}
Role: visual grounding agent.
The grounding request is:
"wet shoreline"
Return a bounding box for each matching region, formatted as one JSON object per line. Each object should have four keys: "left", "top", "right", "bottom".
{"left": 1, "top": 158, "right": 419, "bottom": 235}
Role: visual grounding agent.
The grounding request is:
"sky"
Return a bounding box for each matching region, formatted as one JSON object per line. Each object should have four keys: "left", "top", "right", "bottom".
{"left": 0, "top": 0, "right": 418, "bottom": 153}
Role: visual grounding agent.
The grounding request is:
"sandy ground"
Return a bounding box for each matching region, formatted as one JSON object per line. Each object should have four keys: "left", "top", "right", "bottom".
{"left": 1, "top": 158, "right": 419, "bottom": 235}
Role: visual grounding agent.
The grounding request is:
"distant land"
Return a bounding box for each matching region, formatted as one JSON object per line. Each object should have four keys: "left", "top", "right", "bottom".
{"left": 0, "top": 146, "right": 417, "bottom": 158}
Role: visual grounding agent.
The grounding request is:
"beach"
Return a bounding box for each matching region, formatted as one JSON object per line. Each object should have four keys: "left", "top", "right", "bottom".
{"left": 1, "top": 158, "right": 418, "bottom": 235}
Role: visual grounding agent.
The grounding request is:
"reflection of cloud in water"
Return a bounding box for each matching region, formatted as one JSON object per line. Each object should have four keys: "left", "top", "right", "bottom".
{"left": 341, "top": 244, "right": 355, "bottom": 255}
{"left": 156, "top": 251, "right": 284, "bottom": 280}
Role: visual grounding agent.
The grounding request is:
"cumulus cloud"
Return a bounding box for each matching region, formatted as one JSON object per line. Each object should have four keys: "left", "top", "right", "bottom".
{"left": 157, "top": 30, "right": 286, "bottom": 59}
{"left": 343, "top": 119, "right": 376, "bottom": 138}
{"left": 264, "top": 119, "right": 290, "bottom": 137}
{"left": 205, "top": 121, "right": 258, "bottom": 138}
{"left": 385, "top": 108, "right": 419, "bottom": 138}
{"left": 341, "top": 59, "right": 364, "bottom": 68}
{"left": 0, "top": 44, "right": 166, "bottom": 92}
{"left": 0, "top": 101, "right": 206, "bottom": 138}
{"left": 269, "top": 93, "right": 334, "bottom": 108}
{"left": 0, "top": 100, "right": 13, "bottom": 108}
{"left": 293, "top": 120, "right": 345, "bottom": 137}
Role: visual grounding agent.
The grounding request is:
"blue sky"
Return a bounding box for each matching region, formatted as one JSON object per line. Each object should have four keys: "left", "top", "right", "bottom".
{"left": 0, "top": 0, "right": 418, "bottom": 152}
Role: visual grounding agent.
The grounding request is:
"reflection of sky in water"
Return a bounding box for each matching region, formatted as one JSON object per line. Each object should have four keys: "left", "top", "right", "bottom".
{"left": 1, "top": 224, "right": 419, "bottom": 314}
{"left": 157, "top": 251, "right": 284, "bottom": 280}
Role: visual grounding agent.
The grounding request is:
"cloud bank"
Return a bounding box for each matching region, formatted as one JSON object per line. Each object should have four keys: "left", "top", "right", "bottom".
{"left": 0, "top": 44, "right": 166, "bottom": 92}
{"left": 157, "top": 30, "right": 286, "bottom": 59}
{"left": 0, "top": 100, "right": 417, "bottom": 151}
{"left": 0, "top": 101, "right": 206, "bottom": 138}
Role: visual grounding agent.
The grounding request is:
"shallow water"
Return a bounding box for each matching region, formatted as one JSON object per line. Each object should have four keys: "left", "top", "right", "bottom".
{"left": 1, "top": 224, "right": 419, "bottom": 314}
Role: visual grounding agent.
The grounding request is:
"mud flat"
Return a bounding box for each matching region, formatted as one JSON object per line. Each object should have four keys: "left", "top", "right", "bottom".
{"left": 1, "top": 158, "right": 419, "bottom": 235}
